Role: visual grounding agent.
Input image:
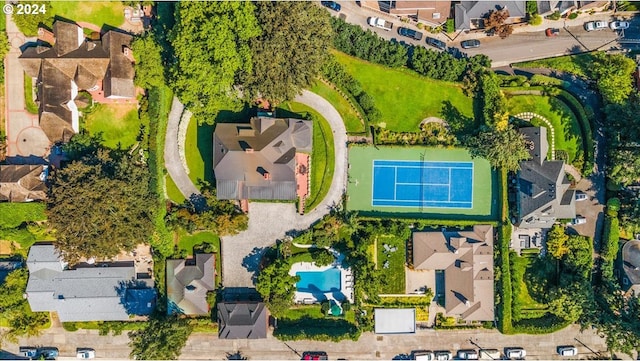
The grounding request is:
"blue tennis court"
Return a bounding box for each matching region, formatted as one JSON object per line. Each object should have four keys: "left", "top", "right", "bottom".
{"left": 372, "top": 160, "right": 473, "bottom": 208}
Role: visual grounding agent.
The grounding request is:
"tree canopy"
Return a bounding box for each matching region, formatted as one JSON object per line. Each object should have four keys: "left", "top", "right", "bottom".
{"left": 11, "top": 1, "right": 52, "bottom": 36}
{"left": 467, "top": 125, "right": 531, "bottom": 172}
{"left": 256, "top": 259, "right": 299, "bottom": 318}
{"left": 131, "top": 33, "right": 166, "bottom": 89}
{"left": 244, "top": 2, "right": 333, "bottom": 104}
{"left": 0, "top": 268, "right": 49, "bottom": 343}
{"left": 170, "top": 1, "right": 261, "bottom": 122}
{"left": 48, "top": 139, "right": 155, "bottom": 264}
{"left": 546, "top": 224, "right": 569, "bottom": 259}
{"left": 591, "top": 52, "right": 636, "bottom": 105}
{"left": 128, "top": 316, "right": 193, "bottom": 360}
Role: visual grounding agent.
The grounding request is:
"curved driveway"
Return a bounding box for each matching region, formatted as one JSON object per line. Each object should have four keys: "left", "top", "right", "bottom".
{"left": 165, "top": 91, "right": 348, "bottom": 287}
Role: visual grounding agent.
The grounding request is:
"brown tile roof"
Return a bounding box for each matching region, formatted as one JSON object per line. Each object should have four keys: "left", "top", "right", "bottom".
{"left": 0, "top": 165, "right": 47, "bottom": 202}
{"left": 412, "top": 225, "right": 494, "bottom": 321}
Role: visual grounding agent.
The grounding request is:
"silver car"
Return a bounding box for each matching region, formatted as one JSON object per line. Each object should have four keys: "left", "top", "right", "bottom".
{"left": 610, "top": 21, "right": 630, "bottom": 30}
{"left": 584, "top": 21, "right": 608, "bottom": 31}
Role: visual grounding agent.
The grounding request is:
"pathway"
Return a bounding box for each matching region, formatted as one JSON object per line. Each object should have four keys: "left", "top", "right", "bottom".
{"left": 514, "top": 112, "right": 556, "bottom": 160}
{"left": 164, "top": 91, "right": 348, "bottom": 288}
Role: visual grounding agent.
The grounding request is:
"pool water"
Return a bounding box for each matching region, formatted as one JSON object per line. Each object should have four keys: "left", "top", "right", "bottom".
{"left": 296, "top": 268, "right": 341, "bottom": 293}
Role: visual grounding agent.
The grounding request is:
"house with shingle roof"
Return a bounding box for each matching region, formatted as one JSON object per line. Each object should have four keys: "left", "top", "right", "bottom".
{"left": 217, "top": 302, "right": 269, "bottom": 339}
{"left": 19, "top": 20, "right": 135, "bottom": 144}
{"left": 25, "top": 244, "right": 156, "bottom": 322}
{"left": 516, "top": 127, "right": 576, "bottom": 228}
{"left": 412, "top": 225, "right": 494, "bottom": 322}
{"left": 454, "top": 1, "right": 526, "bottom": 30}
{"left": 166, "top": 254, "right": 215, "bottom": 316}
{"left": 0, "top": 165, "right": 48, "bottom": 202}
{"left": 360, "top": 1, "right": 451, "bottom": 27}
{"left": 213, "top": 116, "right": 312, "bottom": 200}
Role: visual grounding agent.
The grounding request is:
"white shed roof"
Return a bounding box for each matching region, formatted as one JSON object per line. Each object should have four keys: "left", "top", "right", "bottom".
{"left": 374, "top": 308, "right": 416, "bottom": 334}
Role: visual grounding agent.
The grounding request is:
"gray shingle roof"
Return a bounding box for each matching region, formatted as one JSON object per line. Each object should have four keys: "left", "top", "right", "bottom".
{"left": 213, "top": 117, "right": 312, "bottom": 200}
{"left": 25, "top": 244, "right": 156, "bottom": 322}
{"left": 455, "top": 1, "right": 526, "bottom": 29}
{"left": 217, "top": 302, "right": 268, "bottom": 339}
{"left": 166, "top": 254, "right": 215, "bottom": 316}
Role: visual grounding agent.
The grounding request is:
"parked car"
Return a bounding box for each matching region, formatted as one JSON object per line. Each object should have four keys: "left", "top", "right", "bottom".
{"left": 77, "top": 348, "right": 96, "bottom": 359}
{"left": 504, "top": 347, "right": 526, "bottom": 359}
{"left": 584, "top": 21, "right": 608, "bottom": 31}
{"left": 545, "top": 28, "right": 560, "bottom": 37}
{"left": 426, "top": 36, "right": 446, "bottom": 50}
{"left": 320, "top": 1, "right": 341, "bottom": 12}
{"left": 479, "top": 349, "right": 501, "bottom": 360}
{"left": 610, "top": 21, "right": 629, "bottom": 30}
{"left": 39, "top": 347, "right": 59, "bottom": 360}
{"left": 368, "top": 17, "right": 393, "bottom": 31}
{"left": 19, "top": 347, "right": 38, "bottom": 359}
{"left": 461, "top": 39, "right": 480, "bottom": 49}
{"left": 433, "top": 351, "right": 453, "bottom": 360}
{"left": 411, "top": 350, "right": 434, "bottom": 360}
{"left": 575, "top": 191, "right": 588, "bottom": 201}
{"left": 572, "top": 216, "right": 587, "bottom": 225}
{"left": 398, "top": 27, "right": 423, "bottom": 41}
{"left": 456, "top": 349, "right": 479, "bottom": 360}
{"left": 302, "top": 351, "right": 328, "bottom": 360}
{"left": 557, "top": 345, "right": 578, "bottom": 357}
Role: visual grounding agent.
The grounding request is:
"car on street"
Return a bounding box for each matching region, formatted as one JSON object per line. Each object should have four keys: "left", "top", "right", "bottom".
{"left": 368, "top": 17, "right": 393, "bottom": 31}
{"left": 504, "top": 347, "right": 526, "bottom": 359}
{"left": 461, "top": 39, "right": 480, "bottom": 49}
{"left": 411, "top": 350, "right": 434, "bottom": 360}
{"left": 479, "top": 349, "right": 501, "bottom": 360}
{"left": 77, "top": 348, "right": 96, "bottom": 359}
{"left": 545, "top": 28, "right": 560, "bottom": 37}
{"left": 39, "top": 347, "right": 59, "bottom": 360}
{"left": 426, "top": 36, "right": 446, "bottom": 50}
{"left": 584, "top": 21, "right": 608, "bottom": 31}
{"left": 456, "top": 349, "right": 479, "bottom": 360}
{"left": 320, "top": 1, "right": 341, "bottom": 12}
{"left": 19, "top": 347, "right": 38, "bottom": 359}
{"left": 557, "top": 345, "right": 578, "bottom": 357}
{"left": 398, "top": 27, "right": 423, "bottom": 41}
{"left": 610, "top": 21, "right": 630, "bottom": 30}
{"left": 433, "top": 351, "right": 452, "bottom": 360}
{"left": 575, "top": 191, "right": 588, "bottom": 201}
{"left": 302, "top": 351, "right": 328, "bottom": 360}
{"left": 572, "top": 216, "right": 587, "bottom": 225}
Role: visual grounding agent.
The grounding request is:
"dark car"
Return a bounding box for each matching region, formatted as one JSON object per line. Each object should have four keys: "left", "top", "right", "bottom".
{"left": 460, "top": 39, "right": 480, "bottom": 49}
{"left": 320, "top": 1, "right": 341, "bottom": 12}
{"left": 545, "top": 27, "right": 560, "bottom": 37}
{"left": 398, "top": 27, "right": 423, "bottom": 41}
{"left": 39, "top": 347, "right": 59, "bottom": 360}
{"left": 426, "top": 36, "right": 446, "bottom": 50}
{"left": 302, "top": 351, "right": 328, "bottom": 360}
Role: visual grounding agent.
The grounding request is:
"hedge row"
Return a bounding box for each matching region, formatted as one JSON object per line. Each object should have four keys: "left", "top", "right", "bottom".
{"left": 512, "top": 315, "right": 571, "bottom": 334}
{"left": 274, "top": 317, "right": 361, "bottom": 342}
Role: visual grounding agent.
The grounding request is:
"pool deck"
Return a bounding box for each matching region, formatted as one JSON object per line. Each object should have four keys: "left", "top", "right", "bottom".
{"left": 289, "top": 261, "right": 354, "bottom": 305}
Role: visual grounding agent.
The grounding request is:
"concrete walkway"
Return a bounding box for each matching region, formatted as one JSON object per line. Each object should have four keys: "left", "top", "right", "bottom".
{"left": 163, "top": 97, "right": 200, "bottom": 201}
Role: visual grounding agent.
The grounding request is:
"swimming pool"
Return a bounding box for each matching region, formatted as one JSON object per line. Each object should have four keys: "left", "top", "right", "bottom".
{"left": 296, "top": 268, "right": 341, "bottom": 293}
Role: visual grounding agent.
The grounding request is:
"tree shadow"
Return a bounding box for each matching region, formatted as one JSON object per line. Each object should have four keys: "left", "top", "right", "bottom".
{"left": 440, "top": 100, "right": 477, "bottom": 138}
{"left": 195, "top": 122, "right": 215, "bottom": 185}
{"left": 242, "top": 247, "right": 268, "bottom": 284}
{"left": 116, "top": 279, "right": 157, "bottom": 317}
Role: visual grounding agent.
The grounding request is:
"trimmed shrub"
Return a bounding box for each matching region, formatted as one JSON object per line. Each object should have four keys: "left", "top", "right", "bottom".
{"left": 529, "top": 14, "right": 543, "bottom": 25}
{"left": 530, "top": 74, "right": 566, "bottom": 87}
{"left": 548, "top": 11, "right": 561, "bottom": 20}
{"left": 446, "top": 19, "right": 455, "bottom": 33}
{"left": 607, "top": 197, "right": 621, "bottom": 212}
{"left": 568, "top": 12, "right": 578, "bottom": 19}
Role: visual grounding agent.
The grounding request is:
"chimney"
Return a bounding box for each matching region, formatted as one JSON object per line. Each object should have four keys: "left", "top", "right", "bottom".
{"left": 263, "top": 171, "right": 271, "bottom": 180}
{"left": 122, "top": 46, "right": 135, "bottom": 63}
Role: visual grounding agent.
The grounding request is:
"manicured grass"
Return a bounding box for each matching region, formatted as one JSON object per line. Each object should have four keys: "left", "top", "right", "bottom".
{"left": 514, "top": 53, "right": 595, "bottom": 78}
{"left": 184, "top": 118, "right": 214, "bottom": 186}
{"left": 334, "top": 51, "right": 473, "bottom": 132}
{"left": 510, "top": 252, "right": 549, "bottom": 322}
{"left": 280, "top": 102, "right": 335, "bottom": 212}
{"left": 310, "top": 81, "right": 365, "bottom": 134}
{"left": 376, "top": 234, "right": 406, "bottom": 294}
{"left": 0, "top": 203, "right": 46, "bottom": 229}
{"left": 24, "top": 73, "right": 38, "bottom": 114}
{"left": 347, "top": 146, "right": 498, "bottom": 220}
{"left": 51, "top": 1, "right": 126, "bottom": 27}
{"left": 506, "top": 94, "right": 582, "bottom": 162}
{"left": 84, "top": 104, "right": 143, "bottom": 149}
{"left": 165, "top": 174, "right": 186, "bottom": 204}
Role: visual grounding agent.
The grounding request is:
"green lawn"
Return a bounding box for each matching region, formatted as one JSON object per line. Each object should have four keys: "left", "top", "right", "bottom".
{"left": 511, "top": 252, "right": 550, "bottom": 322}
{"left": 334, "top": 51, "right": 473, "bottom": 132}
{"left": 24, "top": 73, "right": 38, "bottom": 114}
{"left": 376, "top": 234, "right": 406, "bottom": 294}
{"left": 514, "top": 53, "right": 595, "bottom": 78}
{"left": 51, "top": 1, "right": 126, "bottom": 27}
{"left": 0, "top": 203, "right": 46, "bottom": 229}
{"left": 280, "top": 102, "right": 335, "bottom": 212}
{"left": 184, "top": 118, "right": 214, "bottom": 186}
{"left": 165, "top": 175, "right": 186, "bottom": 204}
{"left": 310, "top": 81, "right": 365, "bottom": 134}
{"left": 506, "top": 94, "right": 582, "bottom": 162}
{"left": 347, "top": 146, "right": 498, "bottom": 220}
{"left": 84, "top": 104, "right": 143, "bottom": 149}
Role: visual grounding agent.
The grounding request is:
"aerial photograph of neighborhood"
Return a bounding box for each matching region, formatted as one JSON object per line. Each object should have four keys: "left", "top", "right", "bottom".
{"left": 0, "top": 0, "right": 640, "bottom": 359}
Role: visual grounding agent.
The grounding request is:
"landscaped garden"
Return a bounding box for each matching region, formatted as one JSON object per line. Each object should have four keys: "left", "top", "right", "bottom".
{"left": 334, "top": 51, "right": 473, "bottom": 132}
{"left": 84, "top": 103, "right": 144, "bottom": 150}
{"left": 510, "top": 251, "right": 549, "bottom": 322}
{"left": 505, "top": 94, "right": 582, "bottom": 163}
{"left": 375, "top": 233, "right": 406, "bottom": 294}
{"left": 309, "top": 80, "right": 366, "bottom": 135}
{"left": 514, "top": 53, "right": 595, "bottom": 78}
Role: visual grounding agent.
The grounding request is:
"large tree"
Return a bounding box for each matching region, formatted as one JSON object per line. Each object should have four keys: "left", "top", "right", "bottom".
{"left": 256, "top": 259, "right": 299, "bottom": 318}
{"left": 170, "top": 2, "right": 261, "bottom": 122}
{"left": 131, "top": 33, "right": 166, "bottom": 89}
{"left": 47, "top": 145, "right": 155, "bottom": 264}
{"left": 546, "top": 224, "right": 569, "bottom": 259}
{"left": 244, "top": 2, "right": 333, "bottom": 104}
{"left": 129, "top": 316, "right": 193, "bottom": 360}
{"left": 467, "top": 126, "right": 531, "bottom": 172}
{"left": 591, "top": 52, "right": 636, "bottom": 105}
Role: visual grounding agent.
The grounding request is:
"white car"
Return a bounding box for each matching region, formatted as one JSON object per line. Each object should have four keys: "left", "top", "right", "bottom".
{"left": 77, "top": 349, "right": 95, "bottom": 359}
{"left": 572, "top": 216, "right": 587, "bottom": 225}
{"left": 433, "top": 351, "right": 453, "bottom": 361}
{"left": 575, "top": 191, "right": 588, "bottom": 201}
{"left": 504, "top": 347, "right": 526, "bottom": 359}
{"left": 456, "top": 349, "right": 479, "bottom": 360}
{"left": 584, "top": 21, "right": 608, "bottom": 31}
{"left": 557, "top": 346, "right": 578, "bottom": 357}
{"left": 610, "top": 21, "right": 630, "bottom": 30}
